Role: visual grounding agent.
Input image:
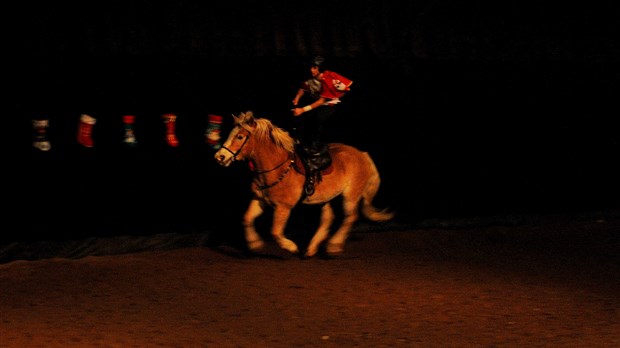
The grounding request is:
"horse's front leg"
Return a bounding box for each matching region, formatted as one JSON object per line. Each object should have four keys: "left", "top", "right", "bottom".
{"left": 243, "top": 199, "right": 265, "bottom": 252}
{"left": 271, "top": 205, "right": 298, "bottom": 254}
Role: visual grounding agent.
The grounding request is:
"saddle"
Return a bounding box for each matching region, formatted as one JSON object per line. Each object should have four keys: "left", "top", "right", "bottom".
{"left": 295, "top": 141, "right": 332, "bottom": 196}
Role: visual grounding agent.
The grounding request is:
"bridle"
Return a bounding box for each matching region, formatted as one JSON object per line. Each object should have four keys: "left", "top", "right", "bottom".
{"left": 218, "top": 123, "right": 253, "bottom": 162}
{"left": 220, "top": 122, "right": 295, "bottom": 191}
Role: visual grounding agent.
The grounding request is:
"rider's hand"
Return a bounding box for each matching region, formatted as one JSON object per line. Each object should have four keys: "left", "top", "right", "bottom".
{"left": 292, "top": 108, "right": 304, "bottom": 117}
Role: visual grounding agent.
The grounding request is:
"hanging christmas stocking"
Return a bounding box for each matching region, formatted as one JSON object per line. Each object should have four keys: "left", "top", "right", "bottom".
{"left": 32, "top": 118, "right": 51, "bottom": 151}
{"left": 205, "top": 114, "right": 223, "bottom": 150}
{"left": 162, "top": 113, "right": 179, "bottom": 147}
{"left": 122, "top": 115, "right": 138, "bottom": 147}
{"left": 77, "top": 114, "right": 97, "bottom": 148}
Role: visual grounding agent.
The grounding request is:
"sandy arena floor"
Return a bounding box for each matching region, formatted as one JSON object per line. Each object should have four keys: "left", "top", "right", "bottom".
{"left": 1, "top": 217, "right": 619, "bottom": 347}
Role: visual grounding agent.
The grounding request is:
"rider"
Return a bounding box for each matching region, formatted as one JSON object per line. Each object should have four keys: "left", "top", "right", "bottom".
{"left": 291, "top": 56, "right": 353, "bottom": 196}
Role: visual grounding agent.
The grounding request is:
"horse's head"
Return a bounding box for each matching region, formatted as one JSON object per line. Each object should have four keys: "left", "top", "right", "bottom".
{"left": 214, "top": 111, "right": 257, "bottom": 167}
{"left": 214, "top": 111, "right": 295, "bottom": 167}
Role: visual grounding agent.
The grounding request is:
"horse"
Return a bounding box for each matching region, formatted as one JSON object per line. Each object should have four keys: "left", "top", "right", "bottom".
{"left": 214, "top": 111, "right": 395, "bottom": 257}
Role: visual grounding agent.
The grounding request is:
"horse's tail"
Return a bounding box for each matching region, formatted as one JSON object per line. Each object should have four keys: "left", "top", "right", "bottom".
{"left": 360, "top": 152, "right": 395, "bottom": 222}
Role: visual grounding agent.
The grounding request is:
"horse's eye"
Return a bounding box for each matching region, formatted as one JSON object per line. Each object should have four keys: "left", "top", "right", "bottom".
{"left": 236, "top": 134, "right": 244, "bottom": 140}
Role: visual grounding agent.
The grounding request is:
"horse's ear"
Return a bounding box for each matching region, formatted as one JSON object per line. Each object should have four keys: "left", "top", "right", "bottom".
{"left": 232, "top": 114, "right": 241, "bottom": 125}
{"left": 244, "top": 111, "right": 256, "bottom": 127}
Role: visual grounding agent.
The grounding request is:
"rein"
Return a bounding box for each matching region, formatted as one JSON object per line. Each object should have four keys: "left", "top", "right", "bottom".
{"left": 252, "top": 153, "right": 292, "bottom": 174}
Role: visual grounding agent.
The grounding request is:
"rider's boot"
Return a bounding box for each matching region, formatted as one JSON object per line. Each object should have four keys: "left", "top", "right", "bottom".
{"left": 304, "top": 158, "right": 319, "bottom": 196}
{"left": 302, "top": 142, "right": 331, "bottom": 196}
{"left": 297, "top": 139, "right": 331, "bottom": 196}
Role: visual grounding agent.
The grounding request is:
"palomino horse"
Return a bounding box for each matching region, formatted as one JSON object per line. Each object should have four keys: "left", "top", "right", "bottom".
{"left": 214, "top": 111, "right": 394, "bottom": 257}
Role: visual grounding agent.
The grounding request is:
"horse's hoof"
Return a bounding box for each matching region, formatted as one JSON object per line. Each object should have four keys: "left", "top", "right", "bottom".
{"left": 277, "top": 238, "right": 299, "bottom": 254}
{"left": 326, "top": 243, "right": 344, "bottom": 255}
{"left": 305, "top": 247, "right": 318, "bottom": 258}
{"left": 247, "top": 239, "right": 265, "bottom": 251}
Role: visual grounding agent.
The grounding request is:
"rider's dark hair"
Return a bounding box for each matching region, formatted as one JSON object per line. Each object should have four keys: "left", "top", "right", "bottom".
{"left": 311, "top": 56, "right": 326, "bottom": 72}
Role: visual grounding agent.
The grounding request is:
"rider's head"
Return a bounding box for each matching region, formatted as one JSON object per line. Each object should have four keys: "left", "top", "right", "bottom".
{"left": 311, "top": 56, "right": 326, "bottom": 72}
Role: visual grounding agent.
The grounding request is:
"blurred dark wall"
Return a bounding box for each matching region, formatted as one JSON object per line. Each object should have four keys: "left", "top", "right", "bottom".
{"left": 8, "top": 2, "right": 619, "bottom": 241}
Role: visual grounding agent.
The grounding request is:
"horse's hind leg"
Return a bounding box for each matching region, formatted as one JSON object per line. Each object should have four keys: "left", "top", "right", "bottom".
{"left": 306, "top": 203, "right": 335, "bottom": 257}
{"left": 327, "top": 196, "right": 360, "bottom": 255}
{"left": 272, "top": 205, "right": 299, "bottom": 254}
{"left": 243, "top": 199, "right": 265, "bottom": 252}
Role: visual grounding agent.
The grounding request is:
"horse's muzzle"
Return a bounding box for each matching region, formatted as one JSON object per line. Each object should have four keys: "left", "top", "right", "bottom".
{"left": 214, "top": 151, "right": 233, "bottom": 167}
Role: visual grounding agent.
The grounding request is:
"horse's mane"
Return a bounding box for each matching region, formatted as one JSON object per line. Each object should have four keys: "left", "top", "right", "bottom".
{"left": 237, "top": 111, "right": 295, "bottom": 153}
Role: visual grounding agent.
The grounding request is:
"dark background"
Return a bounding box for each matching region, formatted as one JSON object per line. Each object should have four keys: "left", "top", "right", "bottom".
{"left": 7, "top": 1, "right": 619, "bottom": 242}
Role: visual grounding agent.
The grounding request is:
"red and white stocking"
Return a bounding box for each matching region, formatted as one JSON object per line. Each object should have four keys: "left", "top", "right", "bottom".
{"left": 32, "top": 118, "right": 51, "bottom": 151}
{"left": 123, "top": 115, "right": 137, "bottom": 147}
{"left": 162, "top": 113, "right": 179, "bottom": 147}
{"left": 205, "top": 114, "right": 222, "bottom": 150}
{"left": 77, "top": 114, "right": 97, "bottom": 148}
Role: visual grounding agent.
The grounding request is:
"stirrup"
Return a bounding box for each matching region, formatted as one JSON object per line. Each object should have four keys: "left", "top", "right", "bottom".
{"left": 304, "top": 182, "right": 315, "bottom": 196}
{"left": 304, "top": 175, "right": 316, "bottom": 196}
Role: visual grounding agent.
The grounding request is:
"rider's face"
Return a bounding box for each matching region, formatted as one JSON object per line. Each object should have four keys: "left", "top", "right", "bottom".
{"left": 310, "top": 66, "right": 320, "bottom": 78}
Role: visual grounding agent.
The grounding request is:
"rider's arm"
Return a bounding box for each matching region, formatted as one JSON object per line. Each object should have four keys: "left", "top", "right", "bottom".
{"left": 292, "top": 88, "right": 305, "bottom": 106}
{"left": 292, "top": 97, "right": 326, "bottom": 116}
